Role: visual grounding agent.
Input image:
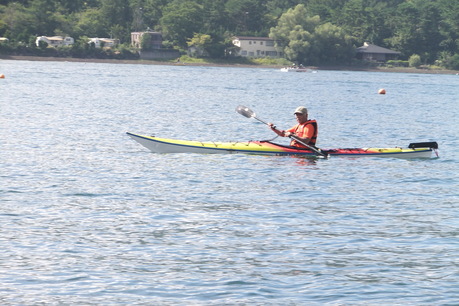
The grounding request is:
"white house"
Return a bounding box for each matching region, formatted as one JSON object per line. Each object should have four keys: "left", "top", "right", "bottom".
{"left": 88, "top": 38, "right": 119, "bottom": 48}
{"left": 35, "top": 36, "right": 74, "bottom": 48}
{"left": 232, "top": 36, "right": 282, "bottom": 58}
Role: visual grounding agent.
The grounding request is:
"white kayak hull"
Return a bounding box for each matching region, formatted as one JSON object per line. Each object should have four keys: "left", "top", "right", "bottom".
{"left": 127, "top": 133, "right": 438, "bottom": 159}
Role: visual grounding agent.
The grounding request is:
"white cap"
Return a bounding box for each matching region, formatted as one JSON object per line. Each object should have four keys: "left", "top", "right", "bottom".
{"left": 294, "top": 106, "right": 308, "bottom": 114}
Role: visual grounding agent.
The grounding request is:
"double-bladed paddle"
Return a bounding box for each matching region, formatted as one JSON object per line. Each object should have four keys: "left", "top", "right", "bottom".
{"left": 236, "top": 105, "right": 329, "bottom": 158}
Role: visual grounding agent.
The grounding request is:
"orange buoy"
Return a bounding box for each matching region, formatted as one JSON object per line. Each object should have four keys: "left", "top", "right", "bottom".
{"left": 378, "top": 88, "right": 386, "bottom": 94}
{"left": 0, "top": 74, "right": 5, "bottom": 79}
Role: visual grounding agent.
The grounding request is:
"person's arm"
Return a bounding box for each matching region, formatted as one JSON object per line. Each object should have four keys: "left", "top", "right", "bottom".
{"left": 268, "top": 123, "right": 294, "bottom": 137}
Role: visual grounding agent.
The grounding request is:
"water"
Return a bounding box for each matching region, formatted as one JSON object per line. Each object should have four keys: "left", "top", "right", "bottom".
{"left": 1, "top": 59, "right": 458, "bottom": 305}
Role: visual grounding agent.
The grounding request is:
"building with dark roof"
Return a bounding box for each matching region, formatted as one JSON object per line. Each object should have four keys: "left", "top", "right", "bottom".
{"left": 356, "top": 42, "right": 400, "bottom": 62}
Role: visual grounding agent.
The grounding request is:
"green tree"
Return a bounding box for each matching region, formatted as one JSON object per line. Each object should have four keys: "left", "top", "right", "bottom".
{"left": 224, "top": 0, "right": 269, "bottom": 35}
{"left": 69, "top": 35, "right": 90, "bottom": 57}
{"left": 160, "top": 0, "right": 204, "bottom": 48}
{"left": 100, "top": 0, "right": 131, "bottom": 42}
{"left": 73, "top": 8, "right": 106, "bottom": 38}
{"left": 200, "top": 0, "right": 231, "bottom": 35}
{"left": 187, "top": 33, "right": 211, "bottom": 57}
{"left": 110, "top": 24, "right": 129, "bottom": 43}
{"left": 139, "top": 31, "right": 163, "bottom": 51}
{"left": 137, "top": 0, "right": 169, "bottom": 31}
{"left": 269, "top": 4, "right": 317, "bottom": 64}
{"left": 313, "top": 22, "right": 355, "bottom": 65}
{"left": 284, "top": 25, "right": 315, "bottom": 63}
{"left": 306, "top": 0, "right": 345, "bottom": 24}
{"left": 1, "top": 2, "right": 34, "bottom": 41}
{"left": 37, "top": 39, "right": 48, "bottom": 49}
{"left": 408, "top": 53, "right": 421, "bottom": 68}
{"left": 387, "top": 0, "right": 444, "bottom": 63}
{"left": 270, "top": 4, "right": 355, "bottom": 65}
{"left": 140, "top": 32, "right": 153, "bottom": 50}
{"left": 27, "top": 0, "right": 59, "bottom": 35}
{"left": 415, "top": 0, "right": 444, "bottom": 63}
{"left": 438, "top": 0, "right": 459, "bottom": 55}
{"left": 265, "top": 0, "right": 299, "bottom": 21}
{"left": 445, "top": 54, "right": 459, "bottom": 70}
{"left": 334, "top": 0, "right": 391, "bottom": 46}
{"left": 270, "top": 4, "right": 320, "bottom": 47}
{"left": 57, "top": 0, "right": 98, "bottom": 13}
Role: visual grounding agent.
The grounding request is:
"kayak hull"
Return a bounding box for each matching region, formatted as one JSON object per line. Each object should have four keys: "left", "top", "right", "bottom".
{"left": 127, "top": 132, "right": 437, "bottom": 159}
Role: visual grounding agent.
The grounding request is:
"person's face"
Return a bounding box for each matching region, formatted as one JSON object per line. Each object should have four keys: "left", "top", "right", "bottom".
{"left": 295, "top": 112, "right": 308, "bottom": 124}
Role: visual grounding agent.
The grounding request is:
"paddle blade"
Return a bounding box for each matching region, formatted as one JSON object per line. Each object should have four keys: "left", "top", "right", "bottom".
{"left": 236, "top": 105, "right": 255, "bottom": 118}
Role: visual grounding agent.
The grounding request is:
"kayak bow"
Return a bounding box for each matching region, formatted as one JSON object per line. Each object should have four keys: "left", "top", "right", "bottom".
{"left": 126, "top": 132, "right": 438, "bottom": 158}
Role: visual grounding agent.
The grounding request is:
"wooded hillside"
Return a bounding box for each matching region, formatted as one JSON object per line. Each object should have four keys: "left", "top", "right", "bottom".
{"left": 1, "top": 0, "right": 458, "bottom": 68}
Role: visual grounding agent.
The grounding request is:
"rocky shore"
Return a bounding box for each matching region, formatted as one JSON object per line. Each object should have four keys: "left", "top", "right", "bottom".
{"left": 1, "top": 55, "right": 458, "bottom": 75}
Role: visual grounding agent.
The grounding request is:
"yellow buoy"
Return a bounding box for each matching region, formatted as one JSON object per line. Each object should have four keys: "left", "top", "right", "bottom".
{"left": 378, "top": 88, "right": 386, "bottom": 94}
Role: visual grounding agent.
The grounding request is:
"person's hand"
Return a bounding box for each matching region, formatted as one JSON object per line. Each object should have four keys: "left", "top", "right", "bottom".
{"left": 268, "top": 123, "right": 276, "bottom": 129}
{"left": 285, "top": 131, "right": 293, "bottom": 137}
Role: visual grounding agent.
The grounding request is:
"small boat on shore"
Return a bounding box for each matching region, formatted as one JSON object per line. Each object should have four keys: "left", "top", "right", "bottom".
{"left": 126, "top": 132, "right": 438, "bottom": 159}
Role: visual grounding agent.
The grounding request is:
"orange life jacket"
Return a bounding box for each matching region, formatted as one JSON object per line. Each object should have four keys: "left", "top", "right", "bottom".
{"left": 288, "top": 120, "right": 318, "bottom": 147}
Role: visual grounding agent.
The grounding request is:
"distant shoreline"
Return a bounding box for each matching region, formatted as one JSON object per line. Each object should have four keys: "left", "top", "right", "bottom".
{"left": 2, "top": 55, "right": 458, "bottom": 75}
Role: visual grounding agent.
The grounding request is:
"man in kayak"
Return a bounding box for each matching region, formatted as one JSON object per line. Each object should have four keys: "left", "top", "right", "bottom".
{"left": 269, "top": 106, "right": 318, "bottom": 148}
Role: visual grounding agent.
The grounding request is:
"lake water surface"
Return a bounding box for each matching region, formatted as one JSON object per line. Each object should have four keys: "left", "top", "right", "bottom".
{"left": 1, "top": 60, "right": 458, "bottom": 305}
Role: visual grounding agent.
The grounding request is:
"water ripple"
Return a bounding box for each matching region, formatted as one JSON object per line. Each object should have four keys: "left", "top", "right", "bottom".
{"left": 1, "top": 60, "right": 458, "bottom": 304}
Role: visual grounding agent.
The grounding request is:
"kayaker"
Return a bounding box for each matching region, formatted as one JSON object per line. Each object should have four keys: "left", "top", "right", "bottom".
{"left": 268, "top": 106, "right": 318, "bottom": 148}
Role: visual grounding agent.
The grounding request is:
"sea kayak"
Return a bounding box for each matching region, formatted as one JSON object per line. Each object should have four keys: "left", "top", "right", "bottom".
{"left": 126, "top": 132, "right": 438, "bottom": 158}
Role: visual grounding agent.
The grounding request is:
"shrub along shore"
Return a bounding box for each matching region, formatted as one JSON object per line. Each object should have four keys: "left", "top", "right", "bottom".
{"left": 1, "top": 55, "right": 458, "bottom": 75}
